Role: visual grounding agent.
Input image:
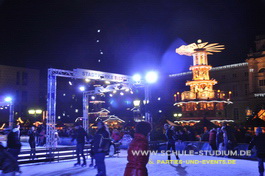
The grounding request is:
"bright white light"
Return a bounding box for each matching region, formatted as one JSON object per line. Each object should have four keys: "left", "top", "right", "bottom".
{"left": 35, "top": 109, "right": 42, "bottom": 114}
{"left": 145, "top": 71, "right": 158, "bottom": 84}
{"left": 105, "top": 81, "right": 110, "bottom": 84}
{"left": 113, "top": 90, "right": 117, "bottom": 94}
{"left": 79, "top": 86, "right": 85, "bottom": 91}
{"left": 75, "top": 109, "right": 78, "bottom": 113}
{"left": 130, "top": 91, "right": 134, "bottom": 94}
{"left": 157, "top": 97, "right": 161, "bottom": 101}
{"left": 132, "top": 74, "right": 141, "bottom": 82}
{"left": 58, "top": 116, "right": 61, "bottom": 119}
{"left": 120, "top": 92, "right": 124, "bottom": 96}
{"left": 4, "top": 97, "right": 12, "bottom": 102}
{"left": 109, "top": 94, "right": 113, "bottom": 97}
{"left": 91, "top": 96, "right": 95, "bottom": 100}
{"left": 97, "top": 29, "right": 101, "bottom": 33}
{"left": 159, "top": 110, "right": 162, "bottom": 113}
{"left": 85, "top": 79, "right": 90, "bottom": 83}
{"left": 125, "top": 88, "right": 130, "bottom": 92}
{"left": 69, "top": 81, "right": 72, "bottom": 86}
{"left": 28, "top": 110, "right": 35, "bottom": 114}
{"left": 133, "top": 100, "right": 141, "bottom": 107}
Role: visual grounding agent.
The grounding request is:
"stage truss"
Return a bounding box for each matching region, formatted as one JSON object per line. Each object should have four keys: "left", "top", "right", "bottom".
{"left": 46, "top": 68, "right": 150, "bottom": 148}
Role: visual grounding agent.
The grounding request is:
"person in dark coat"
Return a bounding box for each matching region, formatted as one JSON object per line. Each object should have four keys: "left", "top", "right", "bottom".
{"left": 216, "top": 128, "right": 223, "bottom": 150}
{"left": 0, "top": 142, "right": 19, "bottom": 176}
{"left": 248, "top": 127, "right": 265, "bottom": 176}
{"left": 209, "top": 128, "right": 217, "bottom": 151}
{"left": 92, "top": 121, "right": 110, "bottom": 176}
{"left": 71, "top": 124, "right": 89, "bottom": 167}
{"left": 7, "top": 125, "right": 21, "bottom": 160}
{"left": 28, "top": 126, "right": 36, "bottom": 160}
{"left": 124, "top": 121, "right": 152, "bottom": 176}
{"left": 164, "top": 124, "right": 179, "bottom": 160}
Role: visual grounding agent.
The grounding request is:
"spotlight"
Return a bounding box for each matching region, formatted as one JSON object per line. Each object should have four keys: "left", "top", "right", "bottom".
{"left": 91, "top": 96, "right": 95, "bottom": 100}
{"left": 79, "top": 86, "right": 85, "bottom": 91}
{"left": 132, "top": 74, "right": 141, "bottom": 82}
{"left": 145, "top": 71, "right": 158, "bottom": 84}
{"left": 125, "top": 88, "right": 130, "bottom": 92}
{"left": 113, "top": 90, "right": 117, "bottom": 94}
{"left": 120, "top": 92, "right": 124, "bottom": 96}
{"left": 69, "top": 81, "right": 73, "bottom": 86}
{"left": 109, "top": 94, "right": 113, "bottom": 97}
{"left": 85, "top": 79, "right": 90, "bottom": 83}
{"left": 4, "top": 97, "right": 12, "bottom": 102}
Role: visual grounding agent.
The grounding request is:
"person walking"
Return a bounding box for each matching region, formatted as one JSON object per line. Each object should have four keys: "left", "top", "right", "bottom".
{"left": 28, "top": 126, "right": 36, "bottom": 160}
{"left": 164, "top": 124, "right": 179, "bottom": 160}
{"left": 248, "top": 127, "right": 265, "bottom": 176}
{"left": 124, "top": 121, "right": 152, "bottom": 176}
{"left": 92, "top": 121, "right": 110, "bottom": 176}
{"left": 71, "top": 124, "right": 89, "bottom": 167}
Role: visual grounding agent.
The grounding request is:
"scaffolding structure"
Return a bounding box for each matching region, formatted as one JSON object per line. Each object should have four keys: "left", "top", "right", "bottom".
{"left": 46, "top": 68, "right": 149, "bottom": 149}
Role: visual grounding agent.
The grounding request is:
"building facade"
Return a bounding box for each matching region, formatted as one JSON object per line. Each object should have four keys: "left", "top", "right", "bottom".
{"left": 0, "top": 65, "right": 40, "bottom": 122}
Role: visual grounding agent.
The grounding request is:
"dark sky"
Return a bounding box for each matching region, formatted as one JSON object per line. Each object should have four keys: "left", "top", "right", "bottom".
{"left": 0, "top": 0, "right": 264, "bottom": 75}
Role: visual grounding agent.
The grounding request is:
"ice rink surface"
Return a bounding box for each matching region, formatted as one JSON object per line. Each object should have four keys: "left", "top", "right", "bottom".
{"left": 20, "top": 150, "right": 259, "bottom": 176}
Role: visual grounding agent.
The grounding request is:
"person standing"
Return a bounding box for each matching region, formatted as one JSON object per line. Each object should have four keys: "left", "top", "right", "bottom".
{"left": 0, "top": 142, "right": 19, "bottom": 176}
{"left": 164, "top": 124, "right": 179, "bottom": 160}
{"left": 7, "top": 125, "right": 22, "bottom": 160}
{"left": 209, "top": 128, "right": 217, "bottom": 151}
{"left": 92, "top": 121, "right": 110, "bottom": 176}
{"left": 216, "top": 128, "right": 223, "bottom": 150}
{"left": 71, "top": 124, "right": 89, "bottom": 167}
{"left": 7, "top": 124, "right": 22, "bottom": 174}
{"left": 124, "top": 121, "right": 152, "bottom": 176}
{"left": 28, "top": 126, "right": 36, "bottom": 160}
{"left": 54, "top": 130, "right": 60, "bottom": 148}
{"left": 111, "top": 129, "right": 121, "bottom": 142}
{"left": 248, "top": 127, "right": 265, "bottom": 176}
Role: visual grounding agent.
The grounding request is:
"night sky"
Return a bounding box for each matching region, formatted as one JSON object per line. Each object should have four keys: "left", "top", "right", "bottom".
{"left": 0, "top": 0, "right": 264, "bottom": 75}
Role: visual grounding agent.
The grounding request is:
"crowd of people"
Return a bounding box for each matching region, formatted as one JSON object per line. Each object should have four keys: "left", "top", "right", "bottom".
{"left": 164, "top": 124, "right": 253, "bottom": 145}
{"left": 0, "top": 121, "right": 264, "bottom": 176}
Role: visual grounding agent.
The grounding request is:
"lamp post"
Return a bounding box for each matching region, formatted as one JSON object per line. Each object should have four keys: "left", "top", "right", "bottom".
{"left": 133, "top": 100, "right": 141, "bottom": 122}
{"left": 133, "top": 71, "right": 158, "bottom": 124}
{"left": 5, "top": 97, "right": 14, "bottom": 129}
